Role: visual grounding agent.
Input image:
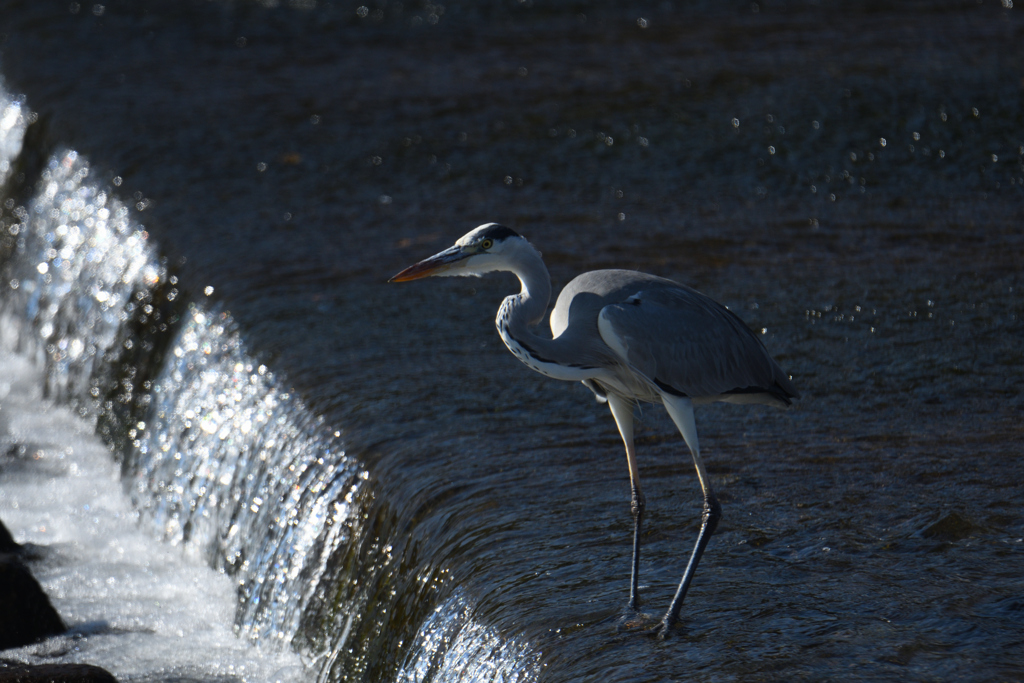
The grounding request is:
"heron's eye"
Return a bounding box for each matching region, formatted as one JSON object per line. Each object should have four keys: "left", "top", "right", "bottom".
{"left": 480, "top": 239, "right": 494, "bottom": 250}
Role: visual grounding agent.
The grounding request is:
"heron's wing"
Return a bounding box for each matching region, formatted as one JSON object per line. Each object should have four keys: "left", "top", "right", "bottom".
{"left": 597, "top": 285, "right": 795, "bottom": 401}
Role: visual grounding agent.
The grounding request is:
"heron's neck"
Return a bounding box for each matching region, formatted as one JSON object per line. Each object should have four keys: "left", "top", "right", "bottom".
{"left": 494, "top": 251, "right": 597, "bottom": 379}
{"left": 498, "top": 246, "right": 551, "bottom": 332}
{"left": 494, "top": 245, "right": 599, "bottom": 379}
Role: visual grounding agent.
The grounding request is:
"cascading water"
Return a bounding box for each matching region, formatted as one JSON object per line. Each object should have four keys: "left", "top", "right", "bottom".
{"left": 0, "top": 85, "right": 541, "bottom": 682}
{"left": 129, "top": 304, "right": 366, "bottom": 647}
{"left": 0, "top": 88, "right": 26, "bottom": 188}
{"left": 395, "top": 591, "right": 542, "bottom": 683}
{"left": 3, "top": 147, "right": 160, "bottom": 404}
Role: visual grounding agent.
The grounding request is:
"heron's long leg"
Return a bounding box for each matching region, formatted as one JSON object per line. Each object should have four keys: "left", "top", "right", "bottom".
{"left": 660, "top": 395, "right": 722, "bottom": 636}
{"left": 607, "top": 393, "right": 645, "bottom": 611}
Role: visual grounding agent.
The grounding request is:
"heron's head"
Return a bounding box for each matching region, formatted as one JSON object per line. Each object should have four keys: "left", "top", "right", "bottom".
{"left": 390, "top": 223, "right": 531, "bottom": 282}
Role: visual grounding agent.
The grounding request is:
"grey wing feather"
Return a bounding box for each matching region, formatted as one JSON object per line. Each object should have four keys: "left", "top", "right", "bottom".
{"left": 597, "top": 282, "right": 798, "bottom": 405}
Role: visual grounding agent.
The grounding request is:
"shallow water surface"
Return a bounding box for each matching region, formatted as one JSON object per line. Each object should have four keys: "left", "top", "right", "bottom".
{"left": 0, "top": 1, "right": 1022, "bottom": 681}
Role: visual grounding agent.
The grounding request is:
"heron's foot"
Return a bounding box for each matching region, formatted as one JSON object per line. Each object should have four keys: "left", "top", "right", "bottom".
{"left": 656, "top": 619, "right": 677, "bottom": 640}
{"left": 615, "top": 611, "right": 661, "bottom": 634}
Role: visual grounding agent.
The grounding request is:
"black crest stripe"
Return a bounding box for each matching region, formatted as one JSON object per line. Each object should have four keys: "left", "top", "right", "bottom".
{"left": 479, "top": 224, "right": 521, "bottom": 241}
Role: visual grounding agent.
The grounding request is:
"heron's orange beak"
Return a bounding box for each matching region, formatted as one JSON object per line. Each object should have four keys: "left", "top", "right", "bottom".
{"left": 389, "top": 245, "right": 466, "bottom": 282}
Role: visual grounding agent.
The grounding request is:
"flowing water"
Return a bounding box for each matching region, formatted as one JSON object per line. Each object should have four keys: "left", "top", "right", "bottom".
{"left": 0, "top": 2, "right": 1022, "bottom": 681}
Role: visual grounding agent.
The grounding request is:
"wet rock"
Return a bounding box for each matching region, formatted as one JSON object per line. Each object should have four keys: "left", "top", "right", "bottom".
{"left": 0, "top": 521, "right": 49, "bottom": 565}
{"left": 0, "top": 556, "right": 66, "bottom": 650}
{"left": 0, "top": 520, "right": 19, "bottom": 553}
{"left": 0, "top": 664, "right": 118, "bottom": 683}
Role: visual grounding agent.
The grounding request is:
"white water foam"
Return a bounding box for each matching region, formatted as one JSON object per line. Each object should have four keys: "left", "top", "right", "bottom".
{"left": 0, "top": 343, "right": 307, "bottom": 682}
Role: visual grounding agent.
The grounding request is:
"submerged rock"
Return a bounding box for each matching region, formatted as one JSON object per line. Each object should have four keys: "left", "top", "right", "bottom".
{"left": 0, "top": 664, "right": 118, "bottom": 683}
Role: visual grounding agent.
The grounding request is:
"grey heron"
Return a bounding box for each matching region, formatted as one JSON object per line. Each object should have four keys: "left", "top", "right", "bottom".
{"left": 391, "top": 223, "right": 798, "bottom": 636}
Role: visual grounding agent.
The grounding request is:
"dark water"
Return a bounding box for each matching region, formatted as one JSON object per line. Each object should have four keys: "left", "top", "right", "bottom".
{"left": 1, "top": 1, "right": 1023, "bottom": 681}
